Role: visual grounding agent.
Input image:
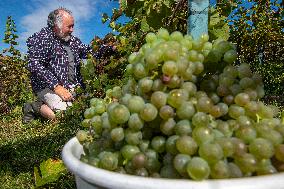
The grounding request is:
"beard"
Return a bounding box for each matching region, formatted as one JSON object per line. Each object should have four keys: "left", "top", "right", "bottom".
{"left": 57, "top": 29, "right": 71, "bottom": 42}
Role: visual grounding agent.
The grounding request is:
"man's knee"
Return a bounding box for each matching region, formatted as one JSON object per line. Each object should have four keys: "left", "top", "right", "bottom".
{"left": 40, "top": 104, "right": 56, "bottom": 120}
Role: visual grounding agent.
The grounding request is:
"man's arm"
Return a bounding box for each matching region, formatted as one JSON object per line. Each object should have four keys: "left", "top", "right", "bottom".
{"left": 76, "top": 38, "right": 116, "bottom": 60}
{"left": 26, "top": 36, "right": 59, "bottom": 90}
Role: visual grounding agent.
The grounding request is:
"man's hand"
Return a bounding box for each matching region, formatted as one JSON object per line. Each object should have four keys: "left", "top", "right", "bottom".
{"left": 54, "top": 85, "right": 73, "bottom": 101}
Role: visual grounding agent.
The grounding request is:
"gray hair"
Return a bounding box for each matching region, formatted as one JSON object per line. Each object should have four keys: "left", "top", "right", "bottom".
{"left": 47, "top": 8, "right": 73, "bottom": 28}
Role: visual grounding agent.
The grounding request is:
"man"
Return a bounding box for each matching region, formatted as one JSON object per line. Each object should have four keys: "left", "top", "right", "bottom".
{"left": 23, "top": 8, "right": 114, "bottom": 123}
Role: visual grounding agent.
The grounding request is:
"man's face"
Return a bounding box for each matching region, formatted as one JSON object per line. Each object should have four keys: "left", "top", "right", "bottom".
{"left": 55, "top": 12, "right": 74, "bottom": 42}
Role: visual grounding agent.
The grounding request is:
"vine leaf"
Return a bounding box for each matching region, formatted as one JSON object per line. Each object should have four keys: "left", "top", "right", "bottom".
{"left": 141, "top": 17, "right": 150, "bottom": 32}
{"left": 34, "top": 158, "right": 67, "bottom": 188}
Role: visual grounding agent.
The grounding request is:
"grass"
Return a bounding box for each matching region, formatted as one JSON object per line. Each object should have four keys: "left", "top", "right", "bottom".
{"left": 0, "top": 105, "right": 83, "bottom": 189}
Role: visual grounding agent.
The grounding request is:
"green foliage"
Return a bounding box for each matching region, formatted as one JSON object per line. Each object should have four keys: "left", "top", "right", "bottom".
{"left": 0, "top": 56, "right": 33, "bottom": 114}
{"left": 2, "top": 16, "right": 21, "bottom": 57}
{"left": 34, "top": 158, "right": 67, "bottom": 188}
{"left": 228, "top": 0, "right": 283, "bottom": 97}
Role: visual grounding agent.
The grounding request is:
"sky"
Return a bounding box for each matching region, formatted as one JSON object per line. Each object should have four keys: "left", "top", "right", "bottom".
{"left": 0, "top": 0, "right": 120, "bottom": 53}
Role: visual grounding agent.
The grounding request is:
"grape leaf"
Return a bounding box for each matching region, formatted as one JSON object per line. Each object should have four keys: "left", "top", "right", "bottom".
{"left": 34, "top": 158, "right": 67, "bottom": 188}
{"left": 141, "top": 17, "right": 150, "bottom": 32}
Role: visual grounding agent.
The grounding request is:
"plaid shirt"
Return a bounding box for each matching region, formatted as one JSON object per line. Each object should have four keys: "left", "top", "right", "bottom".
{"left": 26, "top": 27, "right": 113, "bottom": 93}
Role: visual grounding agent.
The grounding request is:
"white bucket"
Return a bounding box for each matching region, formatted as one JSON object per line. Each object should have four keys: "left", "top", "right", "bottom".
{"left": 62, "top": 137, "right": 284, "bottom": 189}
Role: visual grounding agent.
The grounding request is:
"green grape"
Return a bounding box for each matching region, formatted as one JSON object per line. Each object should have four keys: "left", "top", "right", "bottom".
{"left": 256, "top": 85, "right": 265, "bottom": 99}
{"left": 243, "top": 88, "right": 258, "bottom": 101}
{"left": 151, "top": 136, "right": 166, "bottom": 153}
{"left": 133, "top": 63, "right": 148, "bottom": 79}
{"left": 163, "top": 152, "right": 174, "bottom": 165}
{"left": 88, "top": 156, "right": 100, "bottom": 167}
{"left": 99, "top": 152, "right": 118, "bottom": 171}
{"left": 145, "top": 32, "right": 157, "bottom": 43}
{"left": 139, "top": 140, "right": 150, "bottom": 152}
{"left": 228, "top": 104, "right": 245, "bottom": 119}
{"left": 223, "top": 49, "right": 237, "bottom": 64}
{"left": 173, "top": 154, "right": 191, "bottom": 176}
{"left": 239, "top": 77, "right": 255, "bottom": 89}
{"left": 228, "top": 162, "right": 243, "bottom": 178}
{"left": 256, "top": 164, "right": 277, "bottom": 176}
{"left": 163, "top": 48, "right": 179, "bottom": 61}
{"left": 81, "top": 119, "right": 90, "bottom": 128}
{"left": 157, "top": 28, "right": 170, "bottom": 40}
{"left": 167, "top": 89, "right": 189, "bottom": 108}
{"left": 138, "top": 77, "right": 153, "bottom": 93}
{"left": 165, "top": 135, "right": 179, "bottom": 154}
{"left": 94, "top": 103, "right": 106, "bottom": 115}
{"left": 145, "top": 157, "right": 161, "bottom": 173}
{"left": 229, "top": 84, "right": 241, "bottom": 96}
{"left": 234, "top": 153, "right": 257, "bottom": 173}
{"left": 214, "top": 40, "right": 233, "bottom": 54}
{"left": 110, "top": 127, "right": 124, "bottom": 142}
{"left": 128, "top": 113, "right": 144, "bottom": 131}
{"left": 223, "top": 95, "right": 234, "bottom": 105}
{"left": 181, "top": 82, "right": 197, "bottom": 97}
{"left": 219, "top": 74, "right": 234, "bottom": 87}
{"left": 90, "top": 97, "right": 101, "bottom": 107}
{"left": 176, "top": 136, "right": 198, "bottom": 155}
{"left": 236, "top": 115, "right": 253, "bottom": 127}
{"left": 216, "top": 120, "right": 232, "bottom": 137}
{"left": 160, "top": 165, "right": 180, "bottom": 178}
{"left": 90, "top": 115, "right": 103, "bottom": 134}
{"left": 107, "top": 102, "right": 119, "bottom": 114}
{"left": 170, "top": 31, "right": 184, "bottom": 42}
{"left": 257, "top": 103, "right": 274, "bottom": 119}
{"left": 198, "top": 142, "right": 224, "bottom": 164}
{"left": 217, "top": 102, "right": 229, "bottom": 117}
{"left": 150, "top": 91, "right": 167, "bottom": 109}
{"left": 174, "top": 120, "right": 192, "bottom": 136}
{"left": 140, "top": 103, "right": 158, "bottom": 122}
{"left": 109, "top": 104, "right": 130, "bottom": 124}
{"left": 258, "top": 129, "right": 283, "bottom": 146}
{"left": 152, "top": 78, "right": 166, "bottom": 92}
{"left": 215, "top": 137, "right": 234, "bottom": 157}
{"left": 210, "top": 160, "right": 230, "bottom": 179}
{"left": 192, "top": 126, "right": 215, "bottom": 145}
{"left": 217, "top": 85, "right": 230, "bottom": 97}
{"left": 223, "top": 65, "right": 238, "bottom": 78}
{"left": 192, "top": 112, "right": 210, "bottom": 127}
{"left": 84, "top": 107, "right": 96, "bottom": 119}
{"left": 176, "top": 101, "right": 195, "bottom": 119}
{"left": 112, "top": 86, "right": 122, "bottom": 99}
{"left": 235, "top": 125, "right": 256, "bottom": 144}
{"left": 125, "top": 129, "right": 142, "bottom": 145}
{"left": 203, "top": 41, "right": 212, "bottom": 51}
{"left": 209, "top": 105, "right": 223, "bottom": 118}
{"left": 193, "top": 61, "right": 204, "bottom": 75}
{"left": 176, "top": 56, "right": 189, "bottom": 75}
{"left": 192, "top": 40, "right": 203, "bottom": 51}
{"left": 159, "top": 105, "right": 175, "bottom": 120}
{"left": 128, "top": 52, "right": 139, "bottom": 64}
{"left": 132, "top": 152, "right": 147, "bottom": 169}
{"left": 121, "top": 145, "right": 140, "bottom": 160}
{"left": 188, "top": 50, "right": 198, "bottom": 62}
{"left": 167, "top": 75, "right": 182, "bottom": 89}
{"left": 160, "top": 118, "right": 176, "bottom": 136}
{"left": 238, "top": 63, "right": 253, "bottom": 78}
{"left": 127, "top": 95, "right": 145, "bottom": 113}
{"left": 76, "top": 130, "right": 88, "bottom": 143}
{"left": 196, "top": 96, "right": 214, "bottom": 113}
{"left": 186, "top": 157, "right": 210, "bottom": 180}
{"left": 231, "top": 137, "right": 248, "bottom": 157}
{"left": 125, "top": 64, "right": 133, "bottom": 75}
{"left": 101, "top": 112, "right": 116, "bottom": 129}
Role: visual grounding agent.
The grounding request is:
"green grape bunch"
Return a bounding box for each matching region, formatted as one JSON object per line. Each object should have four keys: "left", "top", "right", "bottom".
{"left": 76, "top": 28, "right": 284, "bottom": 181}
